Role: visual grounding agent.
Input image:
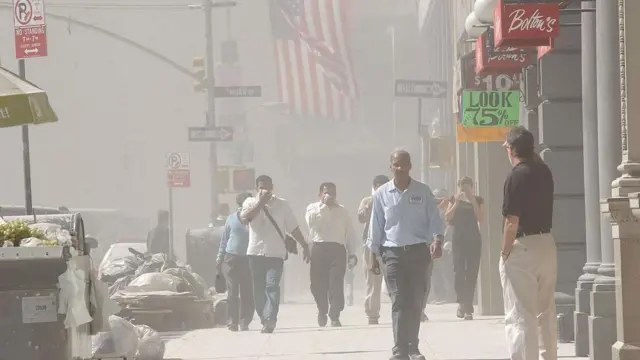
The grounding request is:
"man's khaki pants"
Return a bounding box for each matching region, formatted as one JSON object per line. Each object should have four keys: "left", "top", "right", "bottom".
{"left": 499, "top": 233, "right": 557, "bottom": 360}
{"left": 363, "top": 247, "right": 383, "bottom": 321}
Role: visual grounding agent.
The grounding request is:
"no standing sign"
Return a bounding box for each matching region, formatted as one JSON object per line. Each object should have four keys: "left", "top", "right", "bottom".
{"left": 14, "top": 0, "right": 48, "bottom": 59}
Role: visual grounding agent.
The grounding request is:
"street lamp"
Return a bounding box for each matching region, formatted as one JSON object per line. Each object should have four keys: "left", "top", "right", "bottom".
{"left": 474, "top": 0, "right": 498, "bottom": 24}
{"left": 464, "top": 11, "right": 487, "bottom": 39}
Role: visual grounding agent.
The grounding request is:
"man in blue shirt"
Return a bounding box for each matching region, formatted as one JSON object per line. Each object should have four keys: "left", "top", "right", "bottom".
{"left": 216, "top": 192, "right": 254, "bottom": 332}
{"left": 367, "top": 150, "right": 444, "bottom": 360}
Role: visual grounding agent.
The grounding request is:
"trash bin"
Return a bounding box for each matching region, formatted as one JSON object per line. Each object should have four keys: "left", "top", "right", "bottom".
{"left": 185, "top": 227, "right": 222, "bottom": 287}
{"left": 0, "top": 213, "right": 92, "bottom": 360}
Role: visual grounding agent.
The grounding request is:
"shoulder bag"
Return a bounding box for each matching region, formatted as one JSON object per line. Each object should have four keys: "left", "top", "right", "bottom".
{"left": 263, "top": 207, "right": 298, "bottom": 257}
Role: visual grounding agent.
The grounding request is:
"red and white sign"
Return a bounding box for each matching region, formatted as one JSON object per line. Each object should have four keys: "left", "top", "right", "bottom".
{"left": 537, "top": 38, "right": 554, "bottom": 60}
{"left": 493, "top": 0, "right": 560, "bottom": 48}
{"left": 166, "top": 152, "right": 191, "bottom": 188}
{"left": 475, "top": 32, "right": 532, "bottom": 76}
{"left": 13, "top": 0, "right": 48, "bottom": 59}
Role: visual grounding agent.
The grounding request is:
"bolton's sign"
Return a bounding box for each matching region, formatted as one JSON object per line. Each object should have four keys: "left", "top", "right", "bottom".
{"left": 475, "top": 31, "right": 532, "bottom": 76}
{"left": 493, "top": 0, "right": 560, "bottom": 48}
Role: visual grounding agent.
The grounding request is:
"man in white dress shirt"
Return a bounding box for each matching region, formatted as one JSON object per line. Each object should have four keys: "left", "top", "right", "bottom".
{"left": 306, "top": 182, "right": 357, "bottom": 327}
{"left": 241, "top": 175, "right": 311, "bottom": 334}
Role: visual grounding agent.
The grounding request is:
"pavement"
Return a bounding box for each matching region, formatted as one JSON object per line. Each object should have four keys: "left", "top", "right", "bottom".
{"left": 163, "top": 302, "right": 588, "bottom": 360}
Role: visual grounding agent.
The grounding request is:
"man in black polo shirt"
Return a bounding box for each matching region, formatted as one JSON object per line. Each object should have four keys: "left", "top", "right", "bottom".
{"left": 500, "top": 126, "right": 557, "bottom": 360}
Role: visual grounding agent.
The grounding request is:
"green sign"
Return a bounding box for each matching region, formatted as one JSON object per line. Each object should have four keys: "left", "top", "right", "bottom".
{"left": 461, "top": 90, "right": 520, "bottom": 127}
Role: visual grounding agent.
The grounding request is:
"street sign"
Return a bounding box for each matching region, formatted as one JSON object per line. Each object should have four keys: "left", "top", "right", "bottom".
{"left": 213, "top": 86, "right": 262, "bottom": 98}
{"left": 166, "top": 152, "right": 190, "bottom": 188}
{"left": 13, "top": 0, "right": 48, "bottom": 59}
{"left": 188, "top": 126, "right": 234, "bottom": 142}
{"left": 395, "top": 79, "right": 447, "bottom": 98}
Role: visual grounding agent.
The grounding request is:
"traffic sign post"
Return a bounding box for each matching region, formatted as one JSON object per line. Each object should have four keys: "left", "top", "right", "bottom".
{"left": 394, "top": 79, "right": 449, "bottom": 186}
{"left": 13, "top": 0, "right": 48, "bottom": 59}
{"left": 188, "top": 126, "right": 234, "bottom": 142}
{"left": 213, "top": 85, "right": 262, "bottom": 98}
{"left": 165, "top": 152, "right": 190, "bottom": 261}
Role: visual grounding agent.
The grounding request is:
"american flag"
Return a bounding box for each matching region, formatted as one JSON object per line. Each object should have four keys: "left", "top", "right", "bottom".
{"left": 270, "top": 0, "right": 358, "bottom": 121}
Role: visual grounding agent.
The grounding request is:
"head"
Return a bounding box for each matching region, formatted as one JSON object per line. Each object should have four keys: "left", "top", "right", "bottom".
{"left": 372, "top": 175, "right": 390, "bottom": 191}
{"left": 236, "top": 192, "right": 252, "bottom": 208}
{"left": 389, "top": 149, "right": 412, "bottom": 181}
{"left": 318, "top": 182, "right": 337, "bottom": 199}
{"left": 457, "top": 176, "right": 474, "bottom": 193}
{"left": 255, "top": 175, "right": 274, "bottom": 192}
{"left": 503, "top": 126, "right": 535, "bottom": 166}
{"left": 157, "top": 210, "right": 169, "bottom": 226}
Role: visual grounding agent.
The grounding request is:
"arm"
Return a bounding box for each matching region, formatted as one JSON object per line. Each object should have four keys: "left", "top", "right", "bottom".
{"left": 343, "top": 209, "right": 358, "bottom": 255}
{"left": 444, "top": 199, "right": 459, "bottom": 224}
{"left": 305, "top": 203, "right": 329, "bottom": 230}
{"left": 357, "top": 197, "right": 372, "bottom": 224}
{"left": 365, "top": 192, "right": 385, "bottom": 255}
{"left": 284, "top": 203, "right": 309, "bottom": 249}
{"left": 240, "top": 197, "right": 264, "bottom": 223}
{"left": 216, "top": 221, "right": 231, "bottom": 263}
{"left": 502, "top": 174, "right": 523, "bottom": 258}
{"left": 427, "top": 191, "right": 444, "bottom": 241}
{"left": 470, "top": 196, "right": 485, "bottom": 223}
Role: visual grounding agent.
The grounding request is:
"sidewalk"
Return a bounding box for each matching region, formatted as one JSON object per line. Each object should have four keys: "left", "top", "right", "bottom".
{"left": 164, "top": 302, "right": 587, "bottom": 360}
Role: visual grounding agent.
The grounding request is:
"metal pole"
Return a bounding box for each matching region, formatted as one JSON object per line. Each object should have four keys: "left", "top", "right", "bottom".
{"left": 203, "top": 0, "right": 219, "bottom": 224}
{"left": 168, "top": 187, "right": 175, "bottom": 261}
{"left": 419, "top": 98, "right": 430, "bottom": 185}
{"left": 18, "top": 59, "right": 34, "bottom": 216}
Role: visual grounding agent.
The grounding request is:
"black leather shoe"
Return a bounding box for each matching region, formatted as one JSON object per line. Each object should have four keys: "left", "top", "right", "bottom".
{"left": 409, "top": 352, "right": 426, "bottom": 360}
{"left": 318, "top": 313, "right": 328, "bottom": 327}
{"left": 228, "top": 324, "right": 238, "bottom": 332}
{"left": 330, "top": 320, "right": 342, "bottom": 327}
{"left": 456, "top": 304, "right": 465, "bottom": 319}
{"left": 261, "top": 325, "right": 274, "bottom": 334}
{"left": 389, "top": 354, "right": 410, "bottom": 360}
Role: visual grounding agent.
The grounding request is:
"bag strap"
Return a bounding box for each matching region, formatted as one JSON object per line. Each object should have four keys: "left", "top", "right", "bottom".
{"left": 263, "top": 207, "right": 286, "bottom": 242}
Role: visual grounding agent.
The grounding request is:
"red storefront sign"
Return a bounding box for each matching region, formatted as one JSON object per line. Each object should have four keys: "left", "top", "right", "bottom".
{"left": 493, "top": 0, "right": 560, "bottom": 48}
{"left": 537, "top": 38, "right": 554, "bottom": 59}
{"left": 475, "top": 32, "right": 532, "bottom": 76}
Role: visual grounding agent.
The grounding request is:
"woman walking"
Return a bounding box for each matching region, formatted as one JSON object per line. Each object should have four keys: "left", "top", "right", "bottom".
{"left": 445, "top": 177, "right": 484, "bottom": 320}
{"left": 216, "top": 192, "right": 255, "bottom": 331}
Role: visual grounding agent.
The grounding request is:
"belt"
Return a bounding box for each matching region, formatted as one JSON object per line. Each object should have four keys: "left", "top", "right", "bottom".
{"left": 516, "top": 229, "right": 551, "bottom": 238}
{"left": 381, "top": 242, "right": 427, "bottom": 252}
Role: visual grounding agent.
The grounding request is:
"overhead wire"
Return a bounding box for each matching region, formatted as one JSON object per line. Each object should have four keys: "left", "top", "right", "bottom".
{"left": 0, "top": 2, "right": 196, "bottom": 10}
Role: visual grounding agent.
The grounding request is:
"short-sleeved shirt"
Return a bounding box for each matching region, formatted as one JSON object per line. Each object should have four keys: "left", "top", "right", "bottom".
{"left": 242, "top": 195, "right": 299, "bottom": 259}
{"left": 449, "top": 196, "right": 483, "bottom": 241}
{"left": 502, "top": 159, "right": 554, "bottom": 235}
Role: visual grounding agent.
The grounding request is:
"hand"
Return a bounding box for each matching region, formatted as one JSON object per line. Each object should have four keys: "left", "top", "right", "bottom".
{"left": 455, "top": 192, "right": 465, "bottom": 201}
{"left": 347, "top": 254, "right": 358, "bottom": 270}
{"left": 370, "top": 257, "right": 381, "bottom": 275}
{"left": 430, "top": 241, "right": 443, "bottom": 259}
{"left": 443, "top": 241, "right": 452, "bottom": 253}
{"left": 322, "top": 194, "right": 337, "bottom": 206}
{"left": 302, "top": 245, "right": 311, "bottom": 264}
{"left": 258, "top": 189, "right": 272, "bottom": 203}
{"left": 216, "top": 259, "right": 223, "bottom": 273}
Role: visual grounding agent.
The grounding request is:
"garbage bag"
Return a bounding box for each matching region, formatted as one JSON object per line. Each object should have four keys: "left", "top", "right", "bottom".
{"left": 108, "top": 274, "right": 135, "bottom": 297}
{"left": 134, "top": 253, "right": 170, "bottom": 277}
{"left": 99, "top": 255, "right": 139, "bottom": 284}
{"left": 127, "top": 272, "right": 182, "bottom": 292}
{"left": 91, "top": 315, "right": 138, "bottom": 359}
{"left": 28, "top": 223, "right": 72, "bottom": 246}
{"left": 135, "top": 325, "right": 165, "bottom": 360}
{"left": 20, "top": 237, "right": 43, "bottom": 247}
{"left": 162, "top": 267, "right": 206, "bottom": 297}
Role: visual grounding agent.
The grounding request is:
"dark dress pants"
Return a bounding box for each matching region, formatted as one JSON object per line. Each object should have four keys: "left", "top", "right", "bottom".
{"left": 249, "top": 255, "right": 284, "bottom": 326}
{"left": 381, "top": 243, "right": 431, "bottom": 356}
{"left": 310, "top": 242, "right": 347, "bottom": 320}
{"left": 222, "top": 253, "right": 254, "bottom": 327}
{"left": 452, "top": 237, "right": 481, "bottom": 313}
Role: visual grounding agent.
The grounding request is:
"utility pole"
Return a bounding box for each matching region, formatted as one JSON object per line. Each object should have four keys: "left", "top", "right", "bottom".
{"left": 203, "top": 0, "right": 218, "bottom": 224}
{"left": 200, "top": 0, "right": 236, "bottom": 223}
